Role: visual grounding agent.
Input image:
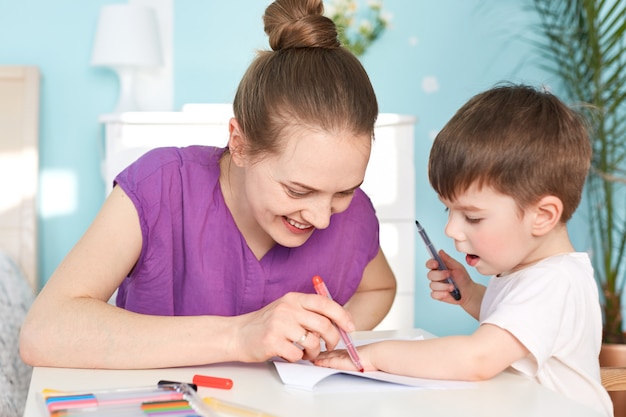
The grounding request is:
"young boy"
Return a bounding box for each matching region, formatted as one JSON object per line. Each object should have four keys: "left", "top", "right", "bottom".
{"left": 315, "top": 84, "right": 613, "bottom": 416}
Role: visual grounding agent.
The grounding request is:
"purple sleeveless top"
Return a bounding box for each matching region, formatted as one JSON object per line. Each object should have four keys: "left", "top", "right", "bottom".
{"left": 114, "top": 146, "right": 380, "bottom": 316}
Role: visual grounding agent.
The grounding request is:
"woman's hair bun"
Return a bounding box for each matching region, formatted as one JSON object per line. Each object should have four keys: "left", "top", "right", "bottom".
{"left": 263, "top": 0, "right": 340, "bottom": 51}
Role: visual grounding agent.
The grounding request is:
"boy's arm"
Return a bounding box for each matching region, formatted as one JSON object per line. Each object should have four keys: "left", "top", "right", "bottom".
{"left": 316, "top": 324, "right": 528, "bottom": 381}
{"left": 459, "top": 282, "right": 486, "bottom": 320}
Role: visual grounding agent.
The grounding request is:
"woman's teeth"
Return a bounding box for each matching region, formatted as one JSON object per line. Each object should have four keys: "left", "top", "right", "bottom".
{"left": 287, "top": 218, "right": 309, "bottom": 229}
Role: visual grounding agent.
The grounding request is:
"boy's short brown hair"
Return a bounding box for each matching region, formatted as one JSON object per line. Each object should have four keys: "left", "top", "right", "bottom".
{"left": 428, "top": 84, "right": 591, "bottom": 222}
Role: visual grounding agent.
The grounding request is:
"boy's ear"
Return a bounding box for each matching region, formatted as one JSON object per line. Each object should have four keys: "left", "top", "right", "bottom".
{"left": 227, "top": 118, "right": 246, "bottom": 167}
{"left": 531, "top": 195, "right": 563, "bottom": 236}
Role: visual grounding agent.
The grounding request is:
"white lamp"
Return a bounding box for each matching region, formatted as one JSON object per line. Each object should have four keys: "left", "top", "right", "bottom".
{"left": 91, "top": 4, "right": 163, "bottom": 113}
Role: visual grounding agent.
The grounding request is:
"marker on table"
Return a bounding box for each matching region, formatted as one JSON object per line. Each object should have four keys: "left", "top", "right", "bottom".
{"left": 415, "top": 220, "right": 461, "bottom": 301}
{"left": 43, "top": 388, "right": 185, "bottom": 413}
{"left": 43, "top": 400, "right": 197, "bottom": 417}
{"left": 312, "top": 275, "right": 364, "bottom": 373}
{"left": 192, "top": 374, "right": 233, "bottom": 390}
{"left": 42, "top": 384, "right": 211, "bottom": 417}
{"left": 158, "top": 380, "right": 198, "bottom": 391}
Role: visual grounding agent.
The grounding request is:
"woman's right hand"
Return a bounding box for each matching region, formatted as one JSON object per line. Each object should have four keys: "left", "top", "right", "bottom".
{"left": 232, "top": 292, "right": 355, "bottom": 363}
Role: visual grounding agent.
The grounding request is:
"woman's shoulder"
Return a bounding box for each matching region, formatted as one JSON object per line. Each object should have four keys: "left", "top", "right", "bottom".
{"left": 120, "top": 146, "right": 224, "bottom": 179}
{"left": 351, "top": 187, "right": 375, "bottom": 209}
{"left": 351, "top": 188, "right": 378, "bottom": 223}
{"left": 114, "top": 146, "right": 226, "bottom": 202}
{"left": 140, "top": 145, "right": 225, "bottom": 166}
{"left": 327, "top": 187, "right": 378, "bottom": 232}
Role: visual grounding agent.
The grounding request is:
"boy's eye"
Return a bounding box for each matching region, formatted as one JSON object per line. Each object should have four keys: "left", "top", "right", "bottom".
{"left": 465, "top": 217, "right": 482, "bottom": 224}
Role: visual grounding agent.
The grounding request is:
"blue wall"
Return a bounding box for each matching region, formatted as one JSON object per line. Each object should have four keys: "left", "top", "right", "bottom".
{"left": 0, "top": 0, "right": 587, "bottom": 336}
{"left": 0, "top": 0, "right": 123, "bottom": 292}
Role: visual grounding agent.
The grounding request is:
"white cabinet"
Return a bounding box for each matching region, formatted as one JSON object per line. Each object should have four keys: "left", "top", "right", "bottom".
{"left": 362, "top": 114, "right": 416, "bottom": 330}
{"left": 99, "top": 104, "right": 232, "bottom": 191}
{"left": 100, "top": 104, "right": 417, "bottom": 330}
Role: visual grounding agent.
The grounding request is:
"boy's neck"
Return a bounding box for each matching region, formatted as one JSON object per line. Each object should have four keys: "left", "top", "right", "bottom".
{"left": 505, "top": 223, "right": 575, "bottom": 275}
{"left": 535, "top": 222, "right": 575, "bottom": 256}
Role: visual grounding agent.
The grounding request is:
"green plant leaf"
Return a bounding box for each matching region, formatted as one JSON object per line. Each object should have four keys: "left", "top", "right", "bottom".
{"left": 530, "top": 0, "right": 626, "bottom": 343}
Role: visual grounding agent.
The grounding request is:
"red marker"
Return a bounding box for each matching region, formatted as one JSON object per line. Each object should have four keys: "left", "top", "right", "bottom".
{"left": 192, "top": 374, "right": 233, "bottom": 390}
{"left": 312, "top": 275, "right": 364, "bottom": 372}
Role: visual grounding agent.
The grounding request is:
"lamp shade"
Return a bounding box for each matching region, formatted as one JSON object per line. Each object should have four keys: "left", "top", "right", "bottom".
{"left": 91, "top": 4, "right": 162, "bottom": 68}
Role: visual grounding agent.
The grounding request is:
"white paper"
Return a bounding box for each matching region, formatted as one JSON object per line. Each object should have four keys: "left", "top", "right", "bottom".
{"left": 271, "top": 336, "right": 477, "bottom": 392}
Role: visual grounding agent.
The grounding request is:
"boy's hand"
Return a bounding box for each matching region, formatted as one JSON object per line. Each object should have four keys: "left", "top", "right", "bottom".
{"left": 426, "top": 250, "right": 485, "bottom": 319}
{"left": 426, "top": 249, "right": 472, "bottom": 304}
{"left": 314, "top": 344, "right": 376, "bottom": 372}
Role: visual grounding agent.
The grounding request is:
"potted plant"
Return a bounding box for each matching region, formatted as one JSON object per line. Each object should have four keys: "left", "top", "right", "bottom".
{"left": 530, "top": 0, "right": 626, "bottom": 410}
{"left": 531, "top": 0, "right": 626, "bottom": 344}
{"left": 324, "top": 0, "right": 391, "bottom": 57}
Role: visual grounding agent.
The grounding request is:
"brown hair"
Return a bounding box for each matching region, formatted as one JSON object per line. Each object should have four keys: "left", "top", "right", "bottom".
{"left": 428, "top": 84, "right": 591, "bottom": 222}
{"left": 232, "top": 0, "right": 378, "bottom": 158}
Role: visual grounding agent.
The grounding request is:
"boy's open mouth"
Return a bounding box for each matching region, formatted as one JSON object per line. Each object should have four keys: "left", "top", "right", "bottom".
{"left": 466, "top": 254, "right": 480, "bottom": 267}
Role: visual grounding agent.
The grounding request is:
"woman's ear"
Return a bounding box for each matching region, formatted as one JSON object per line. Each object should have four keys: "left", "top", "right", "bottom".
{"left": 227, "top": 118, "right": 246, "bottom": 167}
{"left": 531, "top": 195, "right": 563, "bottom": 236}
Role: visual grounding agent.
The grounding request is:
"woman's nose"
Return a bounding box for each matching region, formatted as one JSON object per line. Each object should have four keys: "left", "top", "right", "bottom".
{"left": 303, "top": 198, "right": 333, "bottom": 230}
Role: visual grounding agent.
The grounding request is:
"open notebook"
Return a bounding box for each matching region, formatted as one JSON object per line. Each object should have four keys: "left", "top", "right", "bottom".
{"left": 271, "top": 336, "right": 477, "bottom": 392}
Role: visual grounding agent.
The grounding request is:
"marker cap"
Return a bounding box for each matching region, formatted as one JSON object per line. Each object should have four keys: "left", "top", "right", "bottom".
{"left": 192, "top": 374, "right": 234, "bottom": 390}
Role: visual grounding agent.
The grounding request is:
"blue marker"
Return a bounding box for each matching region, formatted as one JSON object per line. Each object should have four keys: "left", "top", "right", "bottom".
{"left": 415, "top": 221, "right": 461, "bottom": 301}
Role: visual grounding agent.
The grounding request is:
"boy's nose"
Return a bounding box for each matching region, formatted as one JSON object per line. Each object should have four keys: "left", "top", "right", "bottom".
{"left": 444, "top": 218, "right": 464, "bottom": 242}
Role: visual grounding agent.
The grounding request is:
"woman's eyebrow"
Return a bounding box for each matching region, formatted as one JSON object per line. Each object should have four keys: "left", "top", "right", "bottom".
{"left": 288, "top": 180, "right": 364, "bottom": 193}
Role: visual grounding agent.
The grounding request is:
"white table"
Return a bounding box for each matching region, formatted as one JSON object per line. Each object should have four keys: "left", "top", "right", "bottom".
{"left": 23, "top": 330, "right": 604, "bottom": 417}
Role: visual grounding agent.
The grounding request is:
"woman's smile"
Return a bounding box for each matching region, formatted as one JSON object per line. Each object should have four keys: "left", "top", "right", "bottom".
{"left": 283, "top": 216, "right": 314, "bottom": 234}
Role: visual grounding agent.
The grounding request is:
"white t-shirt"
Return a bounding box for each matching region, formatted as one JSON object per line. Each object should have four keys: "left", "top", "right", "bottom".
{"left": 480, "top": 253, "right": 613, "bottom": 417}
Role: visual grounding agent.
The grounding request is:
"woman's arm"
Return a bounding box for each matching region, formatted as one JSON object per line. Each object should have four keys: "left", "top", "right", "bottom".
{"left": 343, "top": 247, "right": 396, "bottom": 330}
{"left": 20, "top": 186, "right": 354, "bottom": 369}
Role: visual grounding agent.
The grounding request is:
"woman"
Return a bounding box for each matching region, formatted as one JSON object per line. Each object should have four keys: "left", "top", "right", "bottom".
{"left": 20, "top": 0, "right": 396, "bottom": 369}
